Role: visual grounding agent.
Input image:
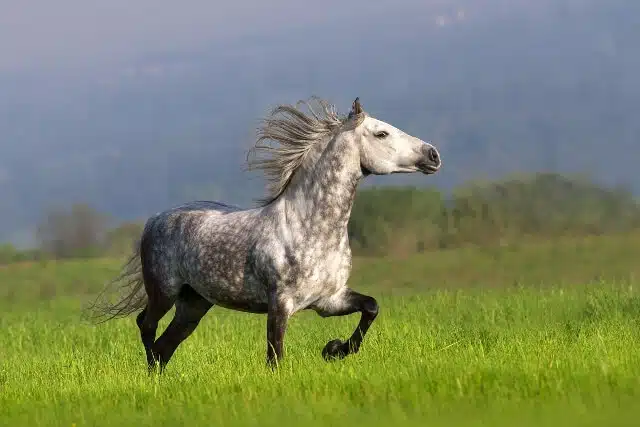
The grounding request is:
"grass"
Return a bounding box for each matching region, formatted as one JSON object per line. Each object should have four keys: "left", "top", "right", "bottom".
{"left": 2, "top": 233, "right": 640, "bottom": 426}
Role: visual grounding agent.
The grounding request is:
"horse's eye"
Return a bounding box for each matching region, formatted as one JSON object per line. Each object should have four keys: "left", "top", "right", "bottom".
{"left": 374, "top": 131, "right": 389, "bottom": 138}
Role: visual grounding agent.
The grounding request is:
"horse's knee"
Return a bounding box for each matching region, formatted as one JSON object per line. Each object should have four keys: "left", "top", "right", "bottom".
{"left": 361, "top": 296, "right": 379, "bottom": 318}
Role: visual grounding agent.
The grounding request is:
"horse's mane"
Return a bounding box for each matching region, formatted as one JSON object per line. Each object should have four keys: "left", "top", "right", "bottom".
{"left": 247, "top": 97, "right": 349, "bottom": 206}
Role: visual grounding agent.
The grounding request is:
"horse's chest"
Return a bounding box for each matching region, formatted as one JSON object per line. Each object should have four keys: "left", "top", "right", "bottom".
{"left": 295, "top": 249, "right": 351, "bottom": 294}
{"left": 256, "top": 234, "right": 351, "bottom": 297}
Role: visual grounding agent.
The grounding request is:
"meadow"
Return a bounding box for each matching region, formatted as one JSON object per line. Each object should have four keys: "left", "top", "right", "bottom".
{"left": 2, "top": 233, "right": 640, "bottom": 426}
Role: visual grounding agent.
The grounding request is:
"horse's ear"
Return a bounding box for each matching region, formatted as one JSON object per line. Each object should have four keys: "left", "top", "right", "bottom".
{"left": 348, "top": 97, "right": 364, "bottom": 123}
{"left": 351, "top": 97, "right": 363, "bottom": 115}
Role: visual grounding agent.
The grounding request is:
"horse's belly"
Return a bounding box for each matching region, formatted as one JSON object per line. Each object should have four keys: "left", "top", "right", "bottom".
{"left": 190, "top": 276, "right": 269, "bottom": 314}
{"left": 215, "top": 298, "right": 269, "bottom": 314}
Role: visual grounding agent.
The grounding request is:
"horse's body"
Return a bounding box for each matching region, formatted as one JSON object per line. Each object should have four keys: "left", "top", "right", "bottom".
{"left": 89, "top": 97, "right": 441, "bottom": 370}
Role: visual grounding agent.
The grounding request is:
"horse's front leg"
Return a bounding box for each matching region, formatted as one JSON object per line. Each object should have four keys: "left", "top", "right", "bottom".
{"left": 316, "top": 287, "right": 379, "bottom": 361}
{"left": 266, "top": 292, "right": 290, "bottom": 369}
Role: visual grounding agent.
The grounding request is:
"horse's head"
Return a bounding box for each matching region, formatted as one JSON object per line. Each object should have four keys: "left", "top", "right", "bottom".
{"left": 346, "top": 98, "right": 441, "bottom": 176}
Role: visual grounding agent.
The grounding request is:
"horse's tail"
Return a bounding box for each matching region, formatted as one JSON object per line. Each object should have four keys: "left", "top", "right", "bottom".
{"left": 82, "top": 241, "right": 147, "bottom": 324}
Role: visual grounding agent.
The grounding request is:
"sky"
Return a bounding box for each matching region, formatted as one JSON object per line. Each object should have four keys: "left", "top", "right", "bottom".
{"left": 4, "top": 0, "right": 632, "bottom": 247}
{"left": 0, "top": 0, "right": 439, "bottom": 72}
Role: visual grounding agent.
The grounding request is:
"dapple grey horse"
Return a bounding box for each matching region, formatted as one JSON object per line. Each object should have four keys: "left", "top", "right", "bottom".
{"left": 88, "top": 97, "right": 441, "bottom": 370}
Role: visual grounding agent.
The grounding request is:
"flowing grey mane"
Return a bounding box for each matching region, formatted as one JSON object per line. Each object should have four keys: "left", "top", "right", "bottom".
{"left": 87, "top": 96, "right": 440, "bottom": 372}
{"left": 247, "top": 97, "right": 364, "bottom": 205}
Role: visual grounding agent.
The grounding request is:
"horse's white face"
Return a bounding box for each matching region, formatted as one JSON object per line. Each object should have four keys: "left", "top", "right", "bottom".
{"left": 348, "top": 99, "right": 441, "bottom": 176}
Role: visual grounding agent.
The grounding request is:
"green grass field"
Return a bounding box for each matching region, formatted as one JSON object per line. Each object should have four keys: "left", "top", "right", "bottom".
{"left": 3, "top": 234, "right": 640, "bottom": 426}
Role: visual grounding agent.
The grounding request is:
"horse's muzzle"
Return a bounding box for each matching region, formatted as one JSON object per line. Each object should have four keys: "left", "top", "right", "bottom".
{"left": 417, "top": 146, "right": 441, "bottom": 174}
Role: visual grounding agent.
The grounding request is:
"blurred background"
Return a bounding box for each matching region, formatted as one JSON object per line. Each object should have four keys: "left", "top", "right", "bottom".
{"left": 4, "top": 4, "right": 640, "bottom": 423}
{"left": 1, "top": 0, "right": 639, "bottom": 267}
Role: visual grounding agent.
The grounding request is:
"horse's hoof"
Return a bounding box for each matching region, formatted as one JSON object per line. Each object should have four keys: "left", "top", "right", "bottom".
{"left": 322, "top": 339, "right": 348, "bottom": 361}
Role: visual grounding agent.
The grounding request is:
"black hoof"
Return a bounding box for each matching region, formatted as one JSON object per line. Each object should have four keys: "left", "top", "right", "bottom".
{"left": 322, "top": 339, "right": 348, "bottom": 361}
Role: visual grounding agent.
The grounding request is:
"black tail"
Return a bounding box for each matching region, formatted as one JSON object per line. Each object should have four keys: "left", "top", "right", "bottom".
{"left": 82, "top": 241, "right": 147, "bottom": 324}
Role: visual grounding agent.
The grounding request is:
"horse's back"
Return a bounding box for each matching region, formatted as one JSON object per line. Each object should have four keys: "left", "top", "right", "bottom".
{"left": 141, "top": 200, "right": 248, "bottom": 254}
{"left": 168, "top": 200, "right": 244, "bottom": 215}
{"left": 145, "top": 200, "right": 244, "bottom": 226}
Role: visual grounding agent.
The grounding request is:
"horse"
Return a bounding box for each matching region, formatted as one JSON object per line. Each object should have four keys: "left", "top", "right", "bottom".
{"left": 87, "top": 97, "right": 441, "bottom": 371}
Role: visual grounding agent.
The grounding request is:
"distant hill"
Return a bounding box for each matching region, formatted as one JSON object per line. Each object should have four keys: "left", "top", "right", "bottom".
{"left": 0, "top": 0, "right": 638, "bottom": 245}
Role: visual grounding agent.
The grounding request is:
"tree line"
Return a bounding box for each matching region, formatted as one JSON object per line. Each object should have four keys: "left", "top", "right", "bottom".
{"left": 349, "top": 173, "right": 640, "bottom": 256}
{"left": 1, "top": 172, "right": 639, "bottom": 264}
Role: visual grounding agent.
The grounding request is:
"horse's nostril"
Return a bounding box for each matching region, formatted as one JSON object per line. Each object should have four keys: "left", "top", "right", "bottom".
{"left": 428, "top": 148, "right": 440, "bottom": 164}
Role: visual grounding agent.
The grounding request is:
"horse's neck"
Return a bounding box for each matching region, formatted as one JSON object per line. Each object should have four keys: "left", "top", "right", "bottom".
{"left": 277, "top": 134, "right": 361, "bottom": 240}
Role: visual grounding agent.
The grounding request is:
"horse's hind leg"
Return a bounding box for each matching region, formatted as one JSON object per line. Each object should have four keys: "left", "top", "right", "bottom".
{"left": 314, "top": 287, "right": 379, "bottom": 361}
{"left": 136, "top": 294, "right": 173, "bottom": 371}
{"left": 152, "top": 285, "right": 213, "bottom": 372}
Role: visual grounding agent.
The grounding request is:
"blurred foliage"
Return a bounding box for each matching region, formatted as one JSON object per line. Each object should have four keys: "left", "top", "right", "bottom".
{"left": 349, "top": 172, "right": 640, "bottom": 256}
